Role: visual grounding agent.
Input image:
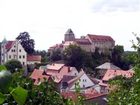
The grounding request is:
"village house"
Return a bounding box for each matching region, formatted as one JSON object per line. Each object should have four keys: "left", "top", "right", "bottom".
{"left": 30, "top": 63, "right": 79, "bottom": 86}
{"left": 0, "top": 38, "right": 41, "bottom": 65}
{"left": 96, "top": 62, "right": 121, "bottom": 78}
{"left": 61, "top": 69, "right": 101, "bottom": 93}
{"left": 48, "top": 29, "right": 115, "bottom": 53}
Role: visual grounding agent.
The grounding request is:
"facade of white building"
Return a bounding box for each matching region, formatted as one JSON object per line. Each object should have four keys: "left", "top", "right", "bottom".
{"left": 1, "top": 39, "right": 27, "bottom": 65}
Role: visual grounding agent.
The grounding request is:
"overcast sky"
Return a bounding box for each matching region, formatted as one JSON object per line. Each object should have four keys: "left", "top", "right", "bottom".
{"left": 0, "top": 0, "right": 140, "bottom": 51}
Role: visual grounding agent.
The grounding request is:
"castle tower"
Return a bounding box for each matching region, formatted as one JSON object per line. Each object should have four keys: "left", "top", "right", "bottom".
{"left": 64, "top": 29, "right": 75, "bottom": 41}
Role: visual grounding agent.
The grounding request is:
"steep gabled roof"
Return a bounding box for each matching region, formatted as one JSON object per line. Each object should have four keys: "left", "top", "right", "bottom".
{"left": 96, "top": 62, "right": 121, "bottom": 70}
{"left": 65, "top": 28, "right": 74, "bottom": 35}
{"left": 87, "top": 34, "right": 115, "bottom": 42}
{"left": 5, "top": 41, "right": 15, "bottom": 51}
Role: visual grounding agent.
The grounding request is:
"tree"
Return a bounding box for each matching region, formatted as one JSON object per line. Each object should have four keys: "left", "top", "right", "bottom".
{"left": 111, "top": 45, "right": 124, "bottom": 69}
{"left": 5, "top": 59, "right": 22, "bottom": 73}
{"left": 49, "top": 49, "right": 62, "bottom": 62}
{"left": 62, "top": 45, "right": 87, "bottom": 70}
{"left": 16, "top": 32, "right": 35, "bottom": 54}
{"left": 108, "top": 34, "right": 140, "bottom": 104}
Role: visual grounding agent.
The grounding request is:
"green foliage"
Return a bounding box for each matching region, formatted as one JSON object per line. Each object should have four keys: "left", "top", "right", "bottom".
{"left": 0, "top": 92, "right": 5, "bottom": 104}
{"left": 62, "top": 44, "right": 88, "bottom": 70}
{"left": 0, "top": 70, "right": 12, "bottom": 93}
{"left": 16, "top": 32, "right": 35, "bottom": 54}
{"left": 0, "top": 65, "right": 7, "bottom": 71}
{"left": 111, "top": 45, "right": 124, "bottom": 69}
{"left": 5, "top": 59, "right": 22, "bottom": 73}
{"left": 108, "top": 33, "right": 140, "bottom": 104}
{"left": 11, "top": 86, "right": 28, "bottom": 105}
{"left": 50, "top": 48, "right": 62, "bottom": 62}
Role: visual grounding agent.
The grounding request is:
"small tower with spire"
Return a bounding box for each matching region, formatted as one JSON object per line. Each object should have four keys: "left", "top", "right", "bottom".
{"left": 1, "top": 37, "right": 7, "bottom": 64}
{"left": 64, "top": 28, "right": 75, "bottom": 41}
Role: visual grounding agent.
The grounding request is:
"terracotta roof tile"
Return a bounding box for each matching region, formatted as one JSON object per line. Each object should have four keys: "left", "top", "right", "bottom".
{"left": 30, "top": 69, "right": 50, "bottom": 85}
{"left": 5, "top": 41, "right": 15, "bottom": 50}
{"left": 87, "top": 34, "right": 115, "bottom": 42}
{"left": 61, "top": 91, "right": 107, "bottom": 101}
{"left": 27, "top": 55, "right": 41, "bottom": 61}
{"left": 47, "top": 63, "right": 65, "bottom": 71}
{"left": 102, "top": 69, "right": 134, "bottom": 81}
{"left": 75, "top": 38, "right": 91, "bottom": 45}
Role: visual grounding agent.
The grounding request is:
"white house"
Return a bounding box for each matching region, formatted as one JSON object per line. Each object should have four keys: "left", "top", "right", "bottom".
{"left": 61, "top": 69, "right": 101, "bottom": 93}
{"left": 1, "top": 39, "right": 27, "bottom": 65}
{"left": 1, "top": 38, "right": 41, "bottom": 66}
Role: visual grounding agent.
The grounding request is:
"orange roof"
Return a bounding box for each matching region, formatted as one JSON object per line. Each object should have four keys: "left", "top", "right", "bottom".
{"left": 27, "top": 55, "right": 41, "bottom": 61}
{"left": 61, "top": 91, "right": 106, "bottom": 101}
{"left": 47, "top": 63, "right": 65, "bottom": 70}
{"left": 52, "top": 66, "right": 69, "bottom": 83}
{"left": 87, "top": 34, "right": 115, "bottom": 42}
{"left": 30, "top": 69, "right": 50, "bottom": 85}
{"left": 102, "top": 69, "right": 134, "bottom": 81}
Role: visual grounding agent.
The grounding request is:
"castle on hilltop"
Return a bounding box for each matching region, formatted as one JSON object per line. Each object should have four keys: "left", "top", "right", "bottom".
{"left": 49, "top": 29, "right": 115, "bottom": 53}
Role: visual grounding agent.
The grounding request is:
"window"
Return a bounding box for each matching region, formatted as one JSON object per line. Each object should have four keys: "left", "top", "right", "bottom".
{"left": 19, "top": 55, "right": 21, "bottom": 59}
{"left": 14, "top": 55, "right": 16, "bottom": 59}
{"left": 9, "top": 55, "right": 11, "bottom": 59}
{"left": 23, "top": 62, "right": 25, "bottom": 65}
{"left": 23, "top": 55, "right": 25, "bottom": 58}
{"left": 14, "top": 45, "right": 16, "bottom": 48}
{"left": 19, "top": 49, "right": 21, "bottom": 52}
{"left": 13, "top": 49, "right": 15, "bottom": 52}
{"left": 83, "top": 85, "right": 85, "bottom": 88}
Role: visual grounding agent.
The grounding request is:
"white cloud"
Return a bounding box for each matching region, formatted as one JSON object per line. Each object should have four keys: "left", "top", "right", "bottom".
{"left": 92, "top": 0, "right": 140, "bottom": 12}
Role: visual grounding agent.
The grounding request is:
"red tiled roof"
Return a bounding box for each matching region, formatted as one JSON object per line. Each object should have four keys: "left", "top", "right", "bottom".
{"left": 47, "top": 63, "right": 65, "bottom": 71}
{"left": 102, "top": 69, "right": 134, "bottom": 81}
{"left": 30, "top": 69, "right": 50, "bottom": 85}
{"left": 27, "top": 55, "right": 41, "bottom": 61}
{"left": 61, "top": 91, "right": 106, "bottom": 101}
{"left": 5, "top": 41, "right": 15, "bottom": 50}
{"left": 75, "top": 38, "right": 91, "bottom": 45}
{"left": 87, "top": 34, "right": 115, "bottom": 42}
{"left": 50, "top": 66, "right": 70, "bottom": 83}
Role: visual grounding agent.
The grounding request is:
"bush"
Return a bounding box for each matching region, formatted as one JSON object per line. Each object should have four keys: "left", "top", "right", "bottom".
{"left": 5, "top": 59, "right": 22, "bottom": 73}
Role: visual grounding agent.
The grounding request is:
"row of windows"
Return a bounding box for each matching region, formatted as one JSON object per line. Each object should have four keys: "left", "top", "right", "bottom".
{"left": 9, "top": 55, "right": 25, "bottom": 59}
{"left": 79, "top": 79, "right": 87, "bottom": 82}
{"left": 11, "top": 49, "right": 22, "bottom": 52}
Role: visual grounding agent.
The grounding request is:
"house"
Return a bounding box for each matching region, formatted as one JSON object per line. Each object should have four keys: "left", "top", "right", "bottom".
{"left": 61, "top": 69, "right": 100, "bottom": 93}
{"left": 1, "top": 38, "right": 42, "bottom": 66}
{"left": 61, "top": 90, "right": 107, "bottom": 105}
{"left": 1, "top": 39, "right": 27, "bottom": 65}
{"left": 102, "top": 69, "right": 134, "bottom": 82}
{"left": 46, "top": 63, "right": 78, "bottom": 83}
{"left": 86, "top": 34, "right": 115, "bottom": 53}
{"left": 27, "top": 55, "right": 41, "bottom": 64}
{"left": 30, "top": 69, "right": 51, "bottom": 85}
{"left": 48, "top": 29, "right": 115, "bottom": 53}
{"left": 96, "top": 62, "right": 121, "bottom": 78}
